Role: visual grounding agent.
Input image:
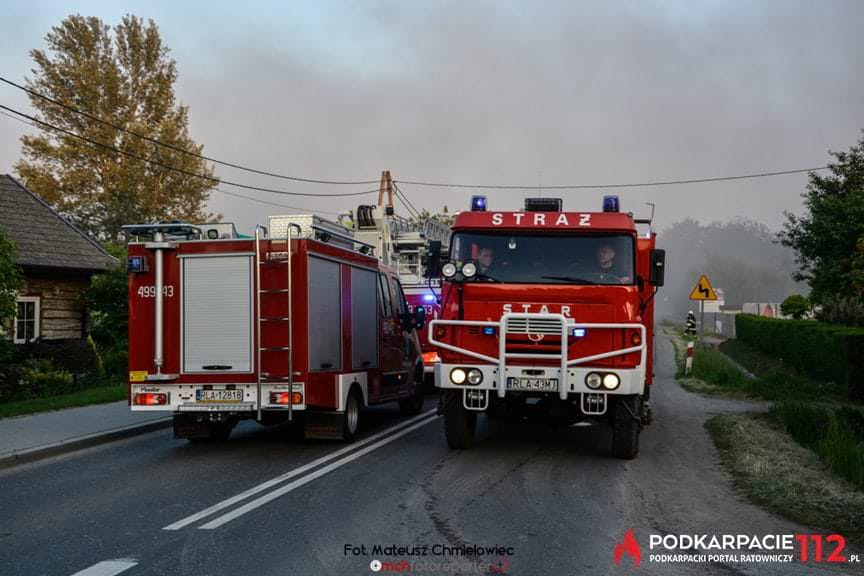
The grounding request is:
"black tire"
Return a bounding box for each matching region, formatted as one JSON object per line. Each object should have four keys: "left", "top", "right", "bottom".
{"left": 399, "top": 366, "right": 426, "bottom": 416}
{"left": 444, "top": 390, "right": 477, "bottom": 449}
{"left": 612, "top": 396, "right": 641, "bottom": 459}
{"left": 342, "top": 388, "right": 362, "bottom": 442}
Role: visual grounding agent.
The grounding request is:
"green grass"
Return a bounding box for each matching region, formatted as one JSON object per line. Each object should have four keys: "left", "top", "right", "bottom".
{"left": 706, "top": 413, "right": 864, "bottom": 544}
{"left": 0, "top": 385, "right": 127, "bottom": 419}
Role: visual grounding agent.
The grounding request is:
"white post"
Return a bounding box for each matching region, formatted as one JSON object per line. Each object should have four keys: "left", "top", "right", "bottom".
{"left": 685, "top": 341, "right": 694, "bottom": 376}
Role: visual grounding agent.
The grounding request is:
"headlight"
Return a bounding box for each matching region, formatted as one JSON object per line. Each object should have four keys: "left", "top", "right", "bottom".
{"left": 442, "top": 262, "right": 457, "bottom": 278}
{"left": 585, "top": 372, "right": 602, "bottom": 389}
{"left": 462, "top": 262, "right": 477, "bottom": 278}
{"left": 450, "top": 368, "right": 467, "bottom": 384}
{"left": 467, "top": 368, "right": 483, "bottom": 385}
{"left": 602, "top": 373, "right": 620, "bottom": 390}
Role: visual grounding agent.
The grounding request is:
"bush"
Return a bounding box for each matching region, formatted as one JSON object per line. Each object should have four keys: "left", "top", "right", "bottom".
{"left": 736, "top": 314, "right": 864, "bottom": 400}
{"left": 780, "top": 294, "right": 811, "bottom": 319}
{"left": 771, "top": 401, "right": 864, "bottom": 490}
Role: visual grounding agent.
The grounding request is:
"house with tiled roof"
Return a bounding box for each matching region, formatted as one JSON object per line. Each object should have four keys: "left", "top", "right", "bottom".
{"left": 0, "top": 174, "right": 117, "bottom": 342}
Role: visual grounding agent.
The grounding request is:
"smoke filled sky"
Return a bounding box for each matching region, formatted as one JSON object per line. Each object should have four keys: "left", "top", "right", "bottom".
{"left": 1, "top": 0, "right": 862, "bottom": 233}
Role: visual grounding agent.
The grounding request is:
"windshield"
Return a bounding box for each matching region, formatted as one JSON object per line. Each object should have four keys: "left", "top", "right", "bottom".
{"left": 450, "top": 232, "right": 635, "bottom": 285}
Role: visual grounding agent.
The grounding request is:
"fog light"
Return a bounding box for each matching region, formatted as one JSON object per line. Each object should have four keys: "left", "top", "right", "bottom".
{"left": 585, "top": 372, "right": 602, "bottom": 389}
{"left": 631, "top": 332, "right": 642, "bottom": 346}
{"left": 462, "top": 262, "right": 477, "bottom": 278}
{"left": 450, "top": 368, "right": 467, "bottom": 384}
{"left": 442, "top": 262, "right": 457, "bottom": 278}
{"left": 467, "top": 369, "right": 483, "bottom": 385}
{"left": 602, "top": 373, "right": 620, "bottom": 390}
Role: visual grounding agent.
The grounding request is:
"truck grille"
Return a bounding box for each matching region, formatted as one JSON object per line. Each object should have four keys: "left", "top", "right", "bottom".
{"left": 505, "top": 317, "right": 564, "bottom": 335}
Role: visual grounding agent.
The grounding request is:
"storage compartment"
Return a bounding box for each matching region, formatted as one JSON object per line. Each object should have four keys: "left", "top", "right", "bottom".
{"left": 351, "top": 267, "right": 378, "bottom": 369}
{"left": 308, "top": 256, "right": 342, "bottom": 371}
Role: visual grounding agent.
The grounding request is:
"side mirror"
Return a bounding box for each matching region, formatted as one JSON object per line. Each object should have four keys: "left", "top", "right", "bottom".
{"left": 424, "top": 241, "right": 442, "bottom": 278}
{"left": 413, "top": 307, "right": 427, "bottom": 331}
{"left": 650, "top": 249, "right": 666, "bottom": 286}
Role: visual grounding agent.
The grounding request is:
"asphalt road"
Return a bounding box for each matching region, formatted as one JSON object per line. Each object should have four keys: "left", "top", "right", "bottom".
{"left": 0, "top": 333, "right": 858, "bottom": 576}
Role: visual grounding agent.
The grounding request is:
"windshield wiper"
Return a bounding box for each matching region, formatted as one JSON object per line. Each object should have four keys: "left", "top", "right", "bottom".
{"left": 473, "top": 272, "right": 501, "bottom": 283}
{"left": 540, "top": 275, "right": 598, "bottom": 285}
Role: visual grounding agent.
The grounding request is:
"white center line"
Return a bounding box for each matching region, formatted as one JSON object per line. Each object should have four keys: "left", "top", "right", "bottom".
{"left": 70, "top": 559, "right": 138, "bottom": 576}
{"left": 163, "top": 409, "right": 437, "bottom": 531}
{"left": 199, "top": 414, "right": 439, "bottom": 529}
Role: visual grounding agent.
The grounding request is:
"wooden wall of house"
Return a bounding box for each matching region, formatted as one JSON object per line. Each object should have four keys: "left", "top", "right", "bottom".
{"left": 19, "top": 273, "right": 91, "bottom": 340}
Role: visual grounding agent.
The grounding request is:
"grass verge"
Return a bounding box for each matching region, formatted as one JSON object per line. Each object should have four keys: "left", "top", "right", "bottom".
{"left": 0, "top": 385, "right": 126, "bottom": 419}
{"left": 706, "top": 413, "right": 864, "bottom": 543}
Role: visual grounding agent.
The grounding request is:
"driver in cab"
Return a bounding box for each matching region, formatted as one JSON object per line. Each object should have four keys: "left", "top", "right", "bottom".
{"left": 594, "top": 243, "right": 632, "bottom": 284}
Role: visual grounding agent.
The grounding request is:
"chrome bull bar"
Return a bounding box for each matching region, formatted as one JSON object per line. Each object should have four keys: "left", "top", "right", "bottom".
{"left": 428, "top": 312, "right": 646, "bottom": 400}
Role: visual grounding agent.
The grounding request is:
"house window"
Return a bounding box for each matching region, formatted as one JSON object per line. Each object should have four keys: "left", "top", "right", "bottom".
{"left": 14, "top": 297, "right": 40, "bottom": 343}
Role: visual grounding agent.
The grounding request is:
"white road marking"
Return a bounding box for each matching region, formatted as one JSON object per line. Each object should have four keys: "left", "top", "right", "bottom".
{"left": 70, "top": 559, "right": 138, "bottom": 576}
{"left": 199, "top": 414, "right": 440, "bottom": 529}
{"left": 163, "top": 409, "right": 437, "bottom": 531}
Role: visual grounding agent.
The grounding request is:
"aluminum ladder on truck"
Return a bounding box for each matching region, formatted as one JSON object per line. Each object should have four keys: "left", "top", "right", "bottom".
{"left": 254, "top": 225, "right": 296, "bottom": 421}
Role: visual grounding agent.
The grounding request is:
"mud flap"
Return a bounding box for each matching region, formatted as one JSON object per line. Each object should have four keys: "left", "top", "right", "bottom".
{"left": 304, "top": 412, "right": 345, "bottom": 440}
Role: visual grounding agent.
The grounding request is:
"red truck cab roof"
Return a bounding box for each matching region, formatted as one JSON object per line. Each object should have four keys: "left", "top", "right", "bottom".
{"left": 452, "top": 210, "right": 637, "bottom": 233}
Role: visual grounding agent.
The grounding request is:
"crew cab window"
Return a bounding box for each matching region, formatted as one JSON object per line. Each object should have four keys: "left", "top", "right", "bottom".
{"left": 378, "top": 274, "right": 392, "bottom": 318}
{"left": 390, "top": 278, "right": 408, "bottom": 316}
{"left": 449, "top": 232, "right": 635, "bottom": 285}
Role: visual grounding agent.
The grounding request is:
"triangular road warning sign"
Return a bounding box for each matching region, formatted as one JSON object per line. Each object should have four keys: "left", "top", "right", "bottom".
{"left": 689, "top": 274, "right": 718, "bottom": 301}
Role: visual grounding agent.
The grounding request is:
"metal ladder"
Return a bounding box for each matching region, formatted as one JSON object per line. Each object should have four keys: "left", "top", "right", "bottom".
{"left": 254, "top": 225, "right": 295, "bottom": 421}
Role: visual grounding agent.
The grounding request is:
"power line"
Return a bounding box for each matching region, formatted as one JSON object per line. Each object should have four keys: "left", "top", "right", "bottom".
{"left": 0, "top": 103, "right": 379, "bottom": 198}
{"left": 0, "top": 75, "right": 378, "bottom": 186}
{"left": 395, "top": 166, "right": 829, "bottom": 191}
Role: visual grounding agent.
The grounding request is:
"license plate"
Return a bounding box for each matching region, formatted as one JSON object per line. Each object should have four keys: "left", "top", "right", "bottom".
{"left": 506, "top": 377, "right": 558, "bottom": 392}
{"left": 196, "top": 389, "right": 243, "bottom": 402}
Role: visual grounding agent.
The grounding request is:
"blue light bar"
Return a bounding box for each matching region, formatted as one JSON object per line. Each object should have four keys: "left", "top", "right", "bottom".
{"left": 423, "top": 294, "right": 435, "bottom": 303}
{"left": 602, "top": 195, "right": 620, "bottom": 212}
{"left": 471, "top": 195, "right": 488, "bottom": 211}
{"left": 482, "top": 326, "right": 496, "bottom": 336}
{"left": 571, "top": 328, "right": 587, "bottom": 338}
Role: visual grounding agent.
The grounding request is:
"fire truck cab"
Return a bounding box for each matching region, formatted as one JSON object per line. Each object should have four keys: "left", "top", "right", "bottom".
{"left": 428, "top": 196, "right": 665, "bottom": 459}
{"left": 124, "top": 214, "right": 427, "bottom": 442}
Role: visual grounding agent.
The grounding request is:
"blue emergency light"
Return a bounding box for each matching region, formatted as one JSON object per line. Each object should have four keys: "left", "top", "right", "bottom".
{"left": 602, "top": 195, "right": 620, "bottom": 212}
{"left": 471, "top": 195, "right": 488, "bottom": 211}
{"left": 571, "top": 328, "right": 587, "bottom": 338}
{"left": 482, "top": 326, "right": 496, "bottom": 336}
{"left": 423, "top": 294, "right": 435, "bottom": 303}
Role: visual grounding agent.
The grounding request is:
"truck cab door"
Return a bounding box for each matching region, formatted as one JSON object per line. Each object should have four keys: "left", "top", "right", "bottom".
{"left": 389, "top": 277, "right": 416, "bottom": 395}
{"left": 378, "top": 273, "right": 401, "bottom": 399}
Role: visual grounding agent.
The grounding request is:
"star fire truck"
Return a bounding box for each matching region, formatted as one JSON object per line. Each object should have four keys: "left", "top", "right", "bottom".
{"left": 427, "top": 195, "right": 665, "bottom": 459}
{"left": 124, "top": 213, "right": 428, "bottom": 441}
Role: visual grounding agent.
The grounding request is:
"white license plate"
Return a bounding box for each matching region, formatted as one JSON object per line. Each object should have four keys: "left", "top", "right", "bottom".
{"left": 506, "top": 377, "right": 558, "bottom": 392}
{"left": 196, "top": 389, "right": 243, "bottom": 402}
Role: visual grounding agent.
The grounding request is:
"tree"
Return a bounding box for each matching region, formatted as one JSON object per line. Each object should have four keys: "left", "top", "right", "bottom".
{"left": 16, "top": 15, "right": 217, "bottom": 242}
{"left": 0, "top": 230, "right": 23, "bottom": 325}
{"left": 780, "top": 294, "right": 811, "bottom": 319}
{"left": 781, "top": 131, "right": 864, "bottom": 305}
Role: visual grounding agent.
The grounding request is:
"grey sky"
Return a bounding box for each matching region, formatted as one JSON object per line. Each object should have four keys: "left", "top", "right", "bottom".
{"left": 1, "top": 0, "right": 862, "bottom": 233}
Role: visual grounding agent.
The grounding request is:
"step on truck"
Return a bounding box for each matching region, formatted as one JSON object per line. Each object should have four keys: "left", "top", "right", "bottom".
{"left": 427, "top": 195, "right": 665, "bottom": 458}
{"left": 124, "top": 215, "right": 427, "bottom": 441}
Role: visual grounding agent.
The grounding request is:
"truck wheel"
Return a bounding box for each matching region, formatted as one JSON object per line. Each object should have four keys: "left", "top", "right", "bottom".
{"left": 611, "top": 396, "right": 641, "bottom": 459}
{"left": 399, "top": 366, "right": 426, "bottom": 416}
{"left": 444, "top": 390, "right": 476, "bottom": 449}
{"left": 342, "top": 388, "right": 362, "bottom": 442}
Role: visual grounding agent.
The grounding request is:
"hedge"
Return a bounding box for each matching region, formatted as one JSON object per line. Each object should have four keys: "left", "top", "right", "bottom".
{"left": 736, "top": 314, "right": 864, "bottom": 400}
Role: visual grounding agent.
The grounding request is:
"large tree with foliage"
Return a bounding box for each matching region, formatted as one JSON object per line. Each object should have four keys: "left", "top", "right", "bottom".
{"left": 16, "top": 14, "right": 217, "bottom": 242}
{"left": 781, "top": 132, "right": 864, "bottom": 308}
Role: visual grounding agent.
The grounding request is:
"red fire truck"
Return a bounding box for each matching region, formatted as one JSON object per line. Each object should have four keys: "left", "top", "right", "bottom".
{"left": 428, "top": 196, "right": 665, "bottom": 459}
{"left": 124, "top": 214, "right": 427, "bottom": 441}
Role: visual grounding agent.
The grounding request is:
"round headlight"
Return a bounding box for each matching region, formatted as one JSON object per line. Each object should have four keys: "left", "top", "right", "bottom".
{"left": 585, "top": 372, "right": 602, "bottom": 389}
{"left": 467, "top": 368, "right": 483, "bottom": 385}
{"left": 462, "top": 262, "right": 477, "bottom": 278}
{"left": 602, "top": 373, "right": 620, "bottom": 390}
{"left": 450, "top": 368, "right": 467, "bottom": 384}
{"left": 442, "top": 262, "right": 457, "bottom": 278}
